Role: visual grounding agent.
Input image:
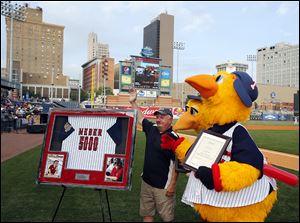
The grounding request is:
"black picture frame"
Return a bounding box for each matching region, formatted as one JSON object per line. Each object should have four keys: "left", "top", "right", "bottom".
{"left": 175, "top": 157, "right": 190, "bottom": 174}
{"left": 183, "top": 129, "right": 231, "bottom": 171}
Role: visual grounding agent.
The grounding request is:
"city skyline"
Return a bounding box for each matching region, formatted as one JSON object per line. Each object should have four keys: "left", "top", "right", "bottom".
{"left": 1, "top": 1, "right": 299, "bottom": 83}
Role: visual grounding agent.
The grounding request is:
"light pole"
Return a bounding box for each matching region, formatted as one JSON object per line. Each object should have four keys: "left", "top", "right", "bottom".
{"left": 181, "top": 83, "right": 185, "bottom": 108}
{"left": 78, "top": 73, "right": 81, "bottom": 104}
{"left": 173, "top": 41, "right": 185, "bottom": 100}
{"left": 103, "top": 59, "right": 108, "bottom": 105}
{"left": 246, "top": 54, "right": 257, "bottom": 79}
{"left": 20, "top": 68, "right": 23, "bottom": 100}
{"left": 78, "top": 84, "right": 81, "bottom": 104}
{"left": 91, "top": 67, "right": 95, "bottom": 106}
{"left": 51, "top": 73, "right": 54, "bottom": 102}
{"left": 1, "top": 1, "right": 26, "bottom": 83}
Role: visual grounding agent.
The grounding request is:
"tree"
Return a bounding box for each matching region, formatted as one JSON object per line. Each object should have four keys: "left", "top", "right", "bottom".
{"left": 80, "top": 89, "right": 89, "bottom": 102}
{"left": 95, "top": 86, "right": 113, "bottom": 97}
{"left": 70, "top": 89, "right": 79, "bottom": 101}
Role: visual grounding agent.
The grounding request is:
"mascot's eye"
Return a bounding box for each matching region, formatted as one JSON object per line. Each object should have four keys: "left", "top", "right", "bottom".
{"left": 190, "top": 107, "right": 198, "bottom": 115}
{"left": 185, "top": 106, "right": 189, "bottom": 112}
{"left": 216, "top": 75, "right": 224, "bottom": 84}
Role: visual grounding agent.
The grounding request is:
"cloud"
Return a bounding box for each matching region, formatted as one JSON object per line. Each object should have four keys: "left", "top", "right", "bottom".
{"left": 182, "top": 13, "right": 214, "bottom": 33}
{"left": 133, "top": 25, "right": 142, "bottom": 34}
{"left": 282, "top": 31, "right": 293, "bottom": 37}
{"left": 63, "top": 63, "right": 82, "bottom": 78}
{"left": 241, "top": 2, "right": 269, "bottom": 14}
{"left": 276, "top": 3, "right": 289, "bottom": 15}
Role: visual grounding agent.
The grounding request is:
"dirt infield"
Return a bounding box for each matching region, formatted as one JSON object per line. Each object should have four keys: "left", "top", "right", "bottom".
{"left": 245, "top": 125, "right": 299, "bottom": 130}
{"left": 1, "top": 131, "right": 45, "bottom": 162}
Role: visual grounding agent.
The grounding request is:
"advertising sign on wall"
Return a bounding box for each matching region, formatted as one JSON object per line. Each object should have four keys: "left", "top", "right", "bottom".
{"left": 137, "top": 90, "right": 157, "bottom": 98}
{"left": 121, "top": 75, "right": 132, "bottom": 85}
{"left": 262, "top": 113, "right": 278, "bottom": 121}
{"left": 121, "top": 66, "right": 131, "bottom": 75}
{"left": 37, "top": 108, "right": 137, "bottom": 190}
{"left": 160, "top": 69, "right": 171, "bottom": 91}
{"left": 120, "top": 65, "right": 132, "bottom": 91}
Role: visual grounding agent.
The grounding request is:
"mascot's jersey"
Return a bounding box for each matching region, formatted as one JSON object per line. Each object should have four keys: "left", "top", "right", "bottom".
{"left": 182, "top": 123, "right": 277, "bottom": 208}
{"left": 61, "top": 116, "right": 117, "bottom": 171}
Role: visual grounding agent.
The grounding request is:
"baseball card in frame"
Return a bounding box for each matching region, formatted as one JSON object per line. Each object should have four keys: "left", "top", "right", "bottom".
{"left": 36, "top": 108, "right": 137, "bottom": 191}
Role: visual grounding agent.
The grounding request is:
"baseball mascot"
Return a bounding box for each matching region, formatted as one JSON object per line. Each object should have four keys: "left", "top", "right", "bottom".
{"left": 161, "top": 71, "right": 298, "bottom": 222}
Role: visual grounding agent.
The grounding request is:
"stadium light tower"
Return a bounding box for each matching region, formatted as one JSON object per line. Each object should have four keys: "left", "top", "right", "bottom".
{"left": 247, "top": 54, "right": 257, "bottom": 79}
{"left": 173, "top": 41, "right": 185, "bottom": 100}
{"left": 1, "top": 1, "right": 26, "bottom": 83}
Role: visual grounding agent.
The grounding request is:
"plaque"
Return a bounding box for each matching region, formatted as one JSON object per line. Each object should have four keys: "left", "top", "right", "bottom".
{"left": 183, "top": 130, "right": 231, "bottom": 171}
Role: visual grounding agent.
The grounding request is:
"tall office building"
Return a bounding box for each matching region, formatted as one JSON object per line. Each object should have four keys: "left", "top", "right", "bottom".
{"left": 256, "top": 42, "right": 299, "bottom": 87}
{"left": 216, "top": 60, "right": 248, "bottom": 74}
{"left": 143, "top": 13, "right": 174, "bottom": 76}
{"left": 5, "top": 4, "right": 69, "bottom": 99}
{"left": 88, "top": 32, "right": 109, "bottom": 60}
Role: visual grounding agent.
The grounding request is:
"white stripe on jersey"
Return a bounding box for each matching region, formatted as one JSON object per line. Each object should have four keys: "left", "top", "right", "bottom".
{"left": 61, "top": 116, "right": 117, "bottom": 171}
{"left": 181, "top": 123, "right": 277, "bottom": 208}
{"left": 164, "top": 159, "right": 174, "bottom": 189}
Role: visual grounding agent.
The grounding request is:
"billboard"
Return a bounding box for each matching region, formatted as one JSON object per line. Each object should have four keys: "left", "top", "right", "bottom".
{"left": 160, "top": 69, "right": 171, "bottom": 92}
{"left": 137, "top": 90, "right": 157, "bottom": 98}
{"left": 132, "top": 56, "right": 160, "bottom": 89}
{"left": 37, "top": 108, "right": 137, "bottom": 190}
{"left": 120, "top": 65, "right": 132, "bottom": 91}
{"left": 262, "top": 113, "right": 278, "bottom": 121}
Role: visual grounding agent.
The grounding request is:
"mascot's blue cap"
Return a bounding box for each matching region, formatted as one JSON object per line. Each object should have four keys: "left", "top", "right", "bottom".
{"left": 187, "top": 95, "right": 202, "bottom": 101}
{"left": 232, "top": 71, "right": 258, "bottom": 108}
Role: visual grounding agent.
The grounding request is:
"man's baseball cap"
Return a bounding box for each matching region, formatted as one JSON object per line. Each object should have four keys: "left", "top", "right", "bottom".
{"left": 154, "top": 108, "right": 173, "bottom": 118}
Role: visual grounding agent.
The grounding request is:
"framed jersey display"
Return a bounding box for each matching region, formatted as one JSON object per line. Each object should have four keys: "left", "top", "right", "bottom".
{"left": 37, "top": 108, "right": 137, "bottom": 190}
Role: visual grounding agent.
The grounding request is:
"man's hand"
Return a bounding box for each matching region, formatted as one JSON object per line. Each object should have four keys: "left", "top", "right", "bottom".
{"left": 160, "top": 131, "right": 184, "bottom": 153}
{"left": 128, "top": 88, "right": 137, "bottom": 103}
{"left": 165, "top": 183, "right": 176, "bottom": 197}
{"left": 128, "top": 87, "right": 144, "bottom": 125}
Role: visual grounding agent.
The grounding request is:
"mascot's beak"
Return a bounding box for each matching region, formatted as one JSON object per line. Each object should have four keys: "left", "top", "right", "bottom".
{"left": 185, "top": 75, "right": 218, "bottom": 98}
{"left": 173, "top": 111, "right": 197, "bottom": 131}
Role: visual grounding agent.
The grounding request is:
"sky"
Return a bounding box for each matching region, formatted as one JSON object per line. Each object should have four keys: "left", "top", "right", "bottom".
{"left": 1, "top": 1, "right": 299, "bottom": 83}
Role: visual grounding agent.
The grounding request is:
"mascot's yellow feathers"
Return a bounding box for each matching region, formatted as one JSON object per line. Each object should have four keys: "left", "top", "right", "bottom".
{"left": 170, "top": 71, "right": 277, "bottom": 222}
{"left": 220, "top": 161, "right": 260, "bottom": 192}
{"left": 174, "top": 139, "right": 192, "bottom": 162}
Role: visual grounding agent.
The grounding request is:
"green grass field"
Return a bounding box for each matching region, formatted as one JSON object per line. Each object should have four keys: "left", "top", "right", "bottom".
{"left": 1, "top": 130, "right": 299, "bottom": 222}
{"left": 249, "top": 130, "right": 299, "bottom": 155}
{"left": 171, "top": 119, "right": 299, "bottom": 127}
{"left": 181, "top": 130, "right": 299, "bottom": 155}
{"left": 240, "top": 120, "right": 298, "bottom": 126}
